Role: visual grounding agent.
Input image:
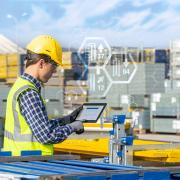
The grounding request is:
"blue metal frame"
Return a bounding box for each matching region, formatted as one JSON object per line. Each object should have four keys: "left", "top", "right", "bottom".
{"left": 0, "top": 154, "right": 177, "bottom": 180}
{"left": 111, "top": 173, "right": 139, "bottom": 180}
{"left": 51, "top": 160, "right": 142, "bottom": 170}
{"left": 112, "top": 115, "right": 126, "bottom": 124}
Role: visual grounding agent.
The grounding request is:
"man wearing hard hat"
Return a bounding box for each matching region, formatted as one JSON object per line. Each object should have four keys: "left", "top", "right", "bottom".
{"left": 3, "top": 35, "right": 84, "bottom": 156}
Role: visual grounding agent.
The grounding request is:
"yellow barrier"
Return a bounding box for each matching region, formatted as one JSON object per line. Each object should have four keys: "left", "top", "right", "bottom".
{"left": 54, "top": 138, "right": 180, "bottom": 163}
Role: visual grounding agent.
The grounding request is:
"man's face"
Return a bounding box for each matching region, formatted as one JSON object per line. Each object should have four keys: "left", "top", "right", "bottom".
{"left": 39, "top": 59, "right": 57, "bottom": 83}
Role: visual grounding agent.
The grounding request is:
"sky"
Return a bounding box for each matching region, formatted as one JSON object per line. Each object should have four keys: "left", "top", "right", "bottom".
{"left": 1, "top": 0, "right": 180, "bottom": 49}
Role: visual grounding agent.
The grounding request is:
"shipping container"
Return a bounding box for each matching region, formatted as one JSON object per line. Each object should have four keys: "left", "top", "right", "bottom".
{"left": 151, "top": 118, "right": 180, "bottom": 133}
{"left": 131, "top": 109, "right": 150, "bottom": 130}
{"left": 155, "top": 49, "right": 170, "bottom": 63}
{"left": 72, "top": 52, "right": 89, "bottom": 65}
{"left": 0, "top": 53, "right": 25, "bottom": 80}
{"left": 0, "top": 55, "right": 7, "bottom": 67}
{"left": 64, "top": 80, "right": 88, "bottom": 86}
{"left": 64, "top": 95, "right": 87, "bottom": 105}
{"left": 110, "top": 47, "right": 141, "bottom": 64}
{"left": 143, "top": 48, "right": 155, "bottom": 63}
{"left": 129, "top": 95, "right": 150, "bottom": 108}
{"left": 170, "top": 40, "right": 180, "bottom": 50}
{"left": 107, "top": 107, "right": 131, "bottom": 121}
{"left": 41, "top": 86, "right": 64, "bottom": 118}
{"left": 87, "top": 64, "right": 165, "bottom": 98}
{"left": 165, "top": 63, "right": 170, "bottom": 79}
{"left": 151, "top": 92, "right": 180, "bottom": 118}
{"left": 73, "top": 65, "right": 88, "bottom": 80}
{"left": 172, "top": 66, "right": 180, "bottom": 80}
{"left": 62, "top": 51, "right": 72, "bottom": 69}
{"left": 64, "top": 65, "right": 88, "bottom": 81}
{"left": 64, "top": 69, "right": 75, "bottom": 80}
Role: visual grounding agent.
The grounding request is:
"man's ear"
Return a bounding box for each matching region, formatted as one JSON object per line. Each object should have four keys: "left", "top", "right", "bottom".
{"left": 39, "top": 59, "right": 45, "bottom": 69}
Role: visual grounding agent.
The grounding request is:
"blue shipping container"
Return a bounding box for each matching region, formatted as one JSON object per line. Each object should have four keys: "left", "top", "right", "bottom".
{"left": 72, "top": 52, "right": 89, "bottom": 66}
{"left": 155, "top": 49, "right": 169, "bottom": 63}
{"left": 73, "top": 64, "right": 88, "bottom": 80}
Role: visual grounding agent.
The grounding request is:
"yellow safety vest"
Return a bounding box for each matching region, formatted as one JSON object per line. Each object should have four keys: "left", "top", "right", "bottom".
{"left": 3, "top": 77, "right": 53, "bottom": 156}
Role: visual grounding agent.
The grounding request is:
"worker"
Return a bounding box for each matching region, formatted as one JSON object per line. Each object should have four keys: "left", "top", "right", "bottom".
{"left": 3, "top": 35, "right": 84, "bottom": 156}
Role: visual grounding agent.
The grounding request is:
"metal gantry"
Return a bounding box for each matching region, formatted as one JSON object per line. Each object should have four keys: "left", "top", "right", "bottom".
{"left": 109, "top": 115, "right": 134, "bottom": 166}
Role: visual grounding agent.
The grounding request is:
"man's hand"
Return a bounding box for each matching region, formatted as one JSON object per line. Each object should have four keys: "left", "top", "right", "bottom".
{"left": 69, "top": 121, "right": 84, "bottom": 134}
{"left": 69, "top": 105, "right": 83, "bottom": 123}
{"left": 59, "top": 105, "right": 83, "bottom": 125}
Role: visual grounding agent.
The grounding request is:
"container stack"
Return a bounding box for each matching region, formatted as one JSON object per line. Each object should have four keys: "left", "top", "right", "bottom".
{"left": 110, "top": 47, "right": 141, "bottom": 65}
{"left": 164, "top": 79, "right": 180, "bottom": 93}
{"left": 128, "top": 47, "right": 141, "bottom": 63}
{"left": 155, "top": 49, "right": 170, "bottom": 79}
{"left": 63, "top": 80, "right": 88, "bottom": 115}
{"left": 62, "top": 51, "right": 72, "bottom": 69}
{"left": 126, "top": 64, "right": 164, "bottom": 132}
{"left": 151, "top": 93, "right": 180, "bottom": 133}
{"left": 63, "top": 52, "right": 88, "bottom": 81}
{"left": 170, "top": 40, "right": 180, "bottom": 82}
{"left": 42, "top": 86, "right": 64, "bottom": 119}
{"left": 63, "top": 52, "right": 89, "bottom": 115}
{"left": 0, "top": 35, "right": 26, "bottom": 84}
{"left": 106, "top": 94, "right": 151, "bottom": 132}
{"left": 143, "top": 48, "right": 155, "bottom": 63}
{"left": 128, "top": 63, "right": 165, "bottom": 94}
{"left": 88, "top": 64, "right": 165, "bottom": 96}
{"left": 110, "top": 47, "right": 169, "bottom": 78}
{"left": 87, "top": 64, "right": 165, "bottom": 129}
{"left": 41, "top": 67, "right": 64, "bottom": 118}
{"left": 129, "top": 95, "right": 151, "bottom": 132}
{"left": 143, "top": 48, "right": 170, "bottom": 78}
{"left": 0, "top": 54, "right": 25, "bottom": 84}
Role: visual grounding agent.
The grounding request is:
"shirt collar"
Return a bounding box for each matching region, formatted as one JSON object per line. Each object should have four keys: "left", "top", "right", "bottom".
{"left": 21, "top": 73, "right": 41, "bottom": 92}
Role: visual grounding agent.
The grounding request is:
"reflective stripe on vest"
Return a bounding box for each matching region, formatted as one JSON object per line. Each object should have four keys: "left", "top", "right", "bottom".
{"left": 4, "top": 85, "right": 38, "bottom": 142}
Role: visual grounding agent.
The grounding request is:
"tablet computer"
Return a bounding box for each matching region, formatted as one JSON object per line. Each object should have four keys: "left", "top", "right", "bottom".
{"left": 75, "top": 103, "right": 107, "bottom": 123}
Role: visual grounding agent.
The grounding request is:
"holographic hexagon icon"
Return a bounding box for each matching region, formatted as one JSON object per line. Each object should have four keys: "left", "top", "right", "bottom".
{"left": 85, "top": 67, "right": 112, "bottom": 98}
{"left": 78, "top": 37, "right": 111, "bottom": 67}
{"left": 105, "top": 48, "right": 137, "bottom": 84}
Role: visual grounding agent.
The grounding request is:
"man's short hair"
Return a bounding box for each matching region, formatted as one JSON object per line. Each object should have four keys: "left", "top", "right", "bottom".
{"left": 25, "top": 50, "right": 51, "bottom": 68}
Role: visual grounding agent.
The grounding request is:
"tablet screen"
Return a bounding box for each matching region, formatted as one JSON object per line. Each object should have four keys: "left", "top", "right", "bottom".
{"left": 75, "top": 103, "right": 107, "bottom": 122}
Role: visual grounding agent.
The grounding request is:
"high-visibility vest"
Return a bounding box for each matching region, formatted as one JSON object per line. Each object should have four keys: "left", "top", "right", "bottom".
{"left": 3, "top": 77, "right": 53, "bottom": 156}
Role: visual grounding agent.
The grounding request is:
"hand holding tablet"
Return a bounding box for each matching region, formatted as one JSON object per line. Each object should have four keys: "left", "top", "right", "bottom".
{"left": 75, "top": 103, "right": 107, "bottom": 123}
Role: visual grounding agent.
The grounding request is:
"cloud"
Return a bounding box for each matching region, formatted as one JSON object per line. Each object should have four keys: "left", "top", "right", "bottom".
{"left": 132, "top": 0, "right": 162, "bottom": 7}
{"left": 168, "top": 1, "right": 180, "bottom": 6}
{"left": 142, "top": 9, "right": 180, "bottom": 30}
{"left": 116, "top": 9, "right": 151, "bottom": 28}
{"left": 1, "top": 0, "right": 180, "bottom": 49}
{"left": 12, "top": 0, "right": 122, "bottom": 47}
{"left": 59, "top": 0, "right": 121, "bottom": 28}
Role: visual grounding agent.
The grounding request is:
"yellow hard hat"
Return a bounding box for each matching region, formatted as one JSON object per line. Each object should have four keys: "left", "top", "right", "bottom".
{"left": 26, "top": 35, "right": 62, "bottom": 66}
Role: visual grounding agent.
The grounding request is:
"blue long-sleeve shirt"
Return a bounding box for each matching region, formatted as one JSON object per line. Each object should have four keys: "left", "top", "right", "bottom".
{"left": 18, "top": 73, "right": 73, "bottom": 144}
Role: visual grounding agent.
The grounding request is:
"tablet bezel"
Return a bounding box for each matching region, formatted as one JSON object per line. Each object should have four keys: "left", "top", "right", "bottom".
{"left": 75, "top": 103, "right": 107, "bottom": 123}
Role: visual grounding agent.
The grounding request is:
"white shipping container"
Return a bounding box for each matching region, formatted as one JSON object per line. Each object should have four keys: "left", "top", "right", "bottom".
{"left": 171, "top": 40, "right": 180, "bottom": 49}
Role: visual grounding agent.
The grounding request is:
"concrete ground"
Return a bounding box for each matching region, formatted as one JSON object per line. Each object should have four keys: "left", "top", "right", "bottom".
{"left": 137, "top": 133, "right": 180, "bottom": 143}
